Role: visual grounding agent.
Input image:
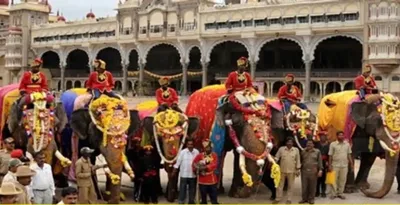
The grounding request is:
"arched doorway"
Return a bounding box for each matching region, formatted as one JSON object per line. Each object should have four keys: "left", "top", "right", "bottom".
{"left": 74, "top": 81, "right": 82, "bottom": 88}
{"left": 209, "top": 41, "right": 248, "bottom": 77}
{"left": 96, "top": 47, "right": 122, "bottom": 73}
{"left": 41, "top": 51, "right": 60, "bottom": 69}
{"left": 66, "top": 80, "right": 73, "bottom": 90}
{"left": 313, "top": 36, "right": 362, "bottom": 75}
{"left": 115, "top": 81, "right": 122, "bottom": 91}
{"left": 257, "top": 39, "right": 304, "bottom": 74}
{"left": 344, "top": 82, "right": 354, "bottom": 90}
{"left": 310, "top": 81, "right": 320, "bottom": 96}
{"left": 294, "top": 81, "right": 303, "bottom": 93}
{"left": 272, "top": 81, "right": 285, "bottom": 95}
{"left": 57, "top": 81, "right": 61, "bottom": 91}
{"left": 325, "top": 82, "right": 341, "bottom": 94}
{"left": 66, "top": 49, "right": 90, "bottom": 77}
{"left": 145, "top": 44, "right": 182, "bottom": 93}
{"left": 127, "top": 50, "right": 139, "bottom": 71}
{"left": 187, "top": 46, "right": 202, "bottom": 94}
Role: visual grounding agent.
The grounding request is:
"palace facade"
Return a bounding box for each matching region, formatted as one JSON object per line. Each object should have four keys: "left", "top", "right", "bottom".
{"left": 1, "top": 0, "right": 400, "bottom": 100}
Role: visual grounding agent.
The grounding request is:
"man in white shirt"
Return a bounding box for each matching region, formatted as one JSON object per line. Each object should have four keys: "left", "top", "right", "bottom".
{"left": 30, "top": 152, "right": 55, "bottom": 204}
{"left": 172, "top": 138, "right": 199, "bottom": 204}
{"left": 2, "top": 159, "right": 22, "bottom": 183}
{"left": 57, "top": 186, "right": 78, "bottom": 205}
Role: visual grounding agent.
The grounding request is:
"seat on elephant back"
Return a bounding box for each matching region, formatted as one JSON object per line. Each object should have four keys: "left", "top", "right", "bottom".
{"left": 0, "top": 84, "right": 20, "bottom": 141}
{"left": 222, "top": 90, "right": 270, "bottom": 118}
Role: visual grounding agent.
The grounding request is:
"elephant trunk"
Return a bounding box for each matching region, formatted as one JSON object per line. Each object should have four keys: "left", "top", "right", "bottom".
{"left": 100, "top": 145, "right": 124, "bottom": 204}
{"left": 360, "top": 151, "right": 399, "bottom": 198}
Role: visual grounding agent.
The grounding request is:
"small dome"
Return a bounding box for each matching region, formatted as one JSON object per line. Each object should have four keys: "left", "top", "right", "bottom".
{"left": 0, "top": 0, "right": 9, "bottom": 6}
{"left": 86, "top": 9, "right": 95, "bottom": 19}
{"left": 57, "top": 15, "right": 66, "bottom": 22}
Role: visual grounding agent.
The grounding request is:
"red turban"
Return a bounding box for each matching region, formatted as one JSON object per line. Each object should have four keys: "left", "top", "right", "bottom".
{"left": 10, "top": 149, "right": 24, "bottom": 159}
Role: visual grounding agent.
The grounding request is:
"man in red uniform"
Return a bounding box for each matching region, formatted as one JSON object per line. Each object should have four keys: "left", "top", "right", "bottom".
{"left": 155, "top": 77, "right": 181, "bottom": 112}
{"left": 278, "top": 74, "right": 307, "bottom": 114}
{"left": 192, "top": 139, "right": 219, "bottom": 204}
{"left": 18, "top": 58, "right": 54, "bottom": 118}
{"left": 225, "top": 57, "right": 253, "bottom": 94}
{"left": 354, "top": 64, "right": 377, "bottom": 100}
{"left": 86, "top": 59, "right": 119, "bottom": 100}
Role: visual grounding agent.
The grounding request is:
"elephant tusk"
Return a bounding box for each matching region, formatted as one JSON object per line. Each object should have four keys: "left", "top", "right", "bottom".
{"left": 239, "top": 153, "right": 253, "bottom": 187}
{"left": 379, "top": 140, "right": 397, "bottom": 154}
{"left": 55, "top": 150, "right": 72, "bottom": 167}
{"left": 294, "top": 135, "right": 304, "bottom": 151}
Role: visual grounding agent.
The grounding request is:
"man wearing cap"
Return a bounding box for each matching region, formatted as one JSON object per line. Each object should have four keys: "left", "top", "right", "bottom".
{"left": 0, "top": 137, "right": 15, "bottom": 185}
{"left": 86, "top": 59, "right": 119, "bottom": 100}
{"left": 2, "top": 159, "right": 22, "bottom": 184}
{"left": 75, "top": 147, "right": 106, "bottom": 204}
{"left": 0, "top": 182, "right": 22, "bottom": 204}
{"left": 225, "top": 56, "right": 253, "bottom": 94}
{"left": 15, "top": 165, "right": 36, "bottom": 204}
{"left": 18, "top": 58, "right": 54, "bottom": 107}
{"left": 192, "top": 139, "right": 219, "bottom": 204}
{"left": 354, "top": 64, "right": 377, "bottom": 100}
{"left": 155, "top": 77, "right": 181, "bottom": 112}
{"left": 278, "top": 74, "right": 308, "bottom": 114}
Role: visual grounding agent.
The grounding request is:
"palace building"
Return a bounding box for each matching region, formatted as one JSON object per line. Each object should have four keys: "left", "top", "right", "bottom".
{"left": 0, "top": 0, "right": 399, "bottom": 100}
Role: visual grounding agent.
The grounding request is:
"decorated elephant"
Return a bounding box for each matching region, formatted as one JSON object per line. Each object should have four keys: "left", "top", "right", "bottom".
{"left": 267, "top": 99, "right": 319, "bottom": 151}
{"left": 138, "top": 100, "right": 200, "bottom": 202}
{"left": 60, "top": 89, "right": 141, "bottom": 204}
{"left": 185, "top": 85, "right": 280, "bottom": 198}
{"left": 318, "top": 90, "right": 400, "bottom": 198}
{"left": 0, "top": 84, "right": 71, "bottom": 168}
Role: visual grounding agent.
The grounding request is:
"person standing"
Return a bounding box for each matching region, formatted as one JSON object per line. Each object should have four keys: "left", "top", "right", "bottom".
{"left": 75, "top": 147, "right": 105, "bottom": 204}
{"left": 316, "top": 134, "right": 330, "bottom": 198}
{"left": 299, "top": 141, "right": 323, "bottom": 204}
{"left": 192, "top": 139, "right": 219, "bottom": 204}
{"left": 0, "top": 182, "right": 22, "bottom": 204}
{"left": 2, "top": 159, "right": 22, "bottom": 183}
{"left": 30, "top": 152, "right": 55, "bottom": 204}
{"left": 140, "top": 145, "right": 159, "bottom": 204}
{"left": 0, "top": 137, "right": 15, "bottom": 185}
{"left": 57, "top": 187, "right": 78, "bottom": 205}
{"left": 273, "top": 137, "right": 301, "bottom": 204}
{"left": 328, "top": 131, "right": 354, "bottom": 200}
{"left": 173, "top": 139, "right": 199, "bottom": 204}
{"left": 14, "top": 165, "right": 36, "bottom": 204}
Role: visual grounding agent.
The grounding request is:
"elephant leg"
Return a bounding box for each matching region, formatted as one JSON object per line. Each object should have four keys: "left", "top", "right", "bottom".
{"left": 262, "top": 167, "right": 276, "bottom": 200}
{"left": 354, "top": 152, "right": 376, "bottom": 190}
{"left": 396, "top": 159, "right": 400, "bottom": 194}
{"left": 99, "top": 147, "right": 124, "bottom": 204}
{"left": 218, "top": 152, "right": 226, "bottom": 194}
{"left": 228, "top": 151, "right": 251, "bottom": 198}
{"left": 344, "top": 156, "right": 356, "bottom": 193}
{"left": 165, "top": 170, "right": 178, "bottom": 202}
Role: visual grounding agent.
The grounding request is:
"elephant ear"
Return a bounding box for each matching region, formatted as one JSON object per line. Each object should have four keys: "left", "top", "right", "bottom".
{"left": 351, "top": 102, "right": 382, "bottom": 136}
{"left": 126, "top": 110, "right": 141, "bottom": 137}
{"left": 187, "top": 117, "right": 200, "bottom": 137}
{"left": 54, "top": 102, "right": 68, "bottom": 133}
{"left": 143, "top": 116, "right": 155, "bottom": 137}
{"left": 70, "top": 109, "right": 92, "bottom": 140}
{"left": 7, "top": 102, "right": 20, "bottom": 133}
{"left": 270, "top": 107, "right": 284, "bottom": 129}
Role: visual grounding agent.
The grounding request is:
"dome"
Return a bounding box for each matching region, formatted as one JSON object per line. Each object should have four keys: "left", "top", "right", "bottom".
{"left": 0, "top": 0, "right": 9, "bottom": 6}
{"left": 86, "top": 9, "right": 95, "bottom": 19}
{"left": 57, "top": 15, "right": 66, "bottom": 22}
{"left": 39, "top": 0, "right": 51, "bottom": 12}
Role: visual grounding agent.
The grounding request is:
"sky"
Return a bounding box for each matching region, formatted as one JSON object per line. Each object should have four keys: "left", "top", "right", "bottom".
{"left": 14, "top": 0, "right": 119, "bottom": 20}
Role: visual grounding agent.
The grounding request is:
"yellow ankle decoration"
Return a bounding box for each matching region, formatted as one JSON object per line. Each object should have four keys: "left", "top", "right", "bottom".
{"left": 242, "top": 173, "right": 253, "bottom": 187}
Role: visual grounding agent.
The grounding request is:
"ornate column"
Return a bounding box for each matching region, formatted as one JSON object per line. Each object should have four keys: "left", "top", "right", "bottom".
{"left": 60, "top": 62, "right": 66, "bottom": 91}
{"left": 201, "top": 60, "right": 209, "bottom": 87}
{"left": 138, "top": 59, "right": 145, "bottom": 96}
{"left": 122, "top": 60, "right": 128, "bottom": 96}
{"left": 304, "top": 60, "right": 312, "bottom": 102}
{"left": 181, "top": 61, "right": 188, "bottom": 96}
{"left": 250, "top": 60, "right": 256, "bottom": 80}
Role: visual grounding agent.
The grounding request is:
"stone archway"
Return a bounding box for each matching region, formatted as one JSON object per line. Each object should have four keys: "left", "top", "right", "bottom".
{"left": 310, "top": 81, "right": 320, "bottom": 96}
{"left": 257, "top": 39, "right": 304, "bottom": 74}
{"left": 96, "top": 47, "right": 122, "bottom": 72}
{"left": 66, "top": 49, "right": 90, "bottom": 77}
{"left": 127, "top": 50, "right": 139, "bottom": 71}
{"left": 272, "top": 81, "right": 285, "bottom": 95}
{"left": 209, "top": 41, "right": 248, "bottom": 77}
{"left": 187, "top": 46, "right": 202, "bottom": 94}
{"left": 115, "top": 81, "right": 122, "bottom": 91}
{"left": 74, "top": 81, "right": 82, "bottom": 88}
{"left": 294, "top": 81, "right": 303, "bottom": 93}
{"left": 344, "top": 81, "right": 354, "bottom": 90}
{"left": 313, "top": 36, "right": 362, "bottom": 73}
{"left": 325, "top": 81, "right": 342, "bottom": 94}
{"left": 66, "top": 80, "right": 73, "bottom": 90}
{"left": 41, "top": 51, "right": 60, "bottom": 69}
{"left": 145, "top": 44, "right": 182, "bottom": 91}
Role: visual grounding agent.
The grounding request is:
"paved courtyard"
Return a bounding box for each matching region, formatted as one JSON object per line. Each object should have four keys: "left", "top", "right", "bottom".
{"left": 92, "top": 97, "right": 400, "bottom": 204}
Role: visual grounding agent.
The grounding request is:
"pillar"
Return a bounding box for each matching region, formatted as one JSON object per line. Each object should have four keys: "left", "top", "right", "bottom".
{"left": 60, "top": 66, "right": 65, "bottom": 91}
{"left": 182, "top": 62, "right": 188, "bottom": 95}
{"left": 122, "top": 63, "right": 128, "bottom": 96}
{"left": 201, "top": 61, "right": 208, "bottom": 87}
{"left": 304, "top": 60, "right": 312, "bottom": 102}
{"left": 319, "top": 82, "right": 323, "bottom": 99}
{"left": 138, "top": 62, "right": 145, "bottom": 96}
{"left": 250, "top": 61, "right": 256, "bottom": 80}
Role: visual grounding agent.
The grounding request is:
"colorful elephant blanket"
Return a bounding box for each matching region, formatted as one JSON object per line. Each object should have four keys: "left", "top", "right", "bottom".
{"left": 0, "top": 84, "right": 19, "bottom": 141}
{"left": 318, "top": 90, "right": 361, "bottom": 142}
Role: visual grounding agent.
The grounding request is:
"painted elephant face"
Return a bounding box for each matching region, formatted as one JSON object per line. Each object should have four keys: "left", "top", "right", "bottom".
{"left": 143, "top": 110, "right": 199, "bottom": 164}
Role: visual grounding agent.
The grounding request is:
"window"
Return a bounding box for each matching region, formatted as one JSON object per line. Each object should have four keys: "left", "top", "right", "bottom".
{"left": 217, "top": 22, "right": 228, "bottom": 29}
{"left": 343, "top": 12, "right": 359, "bottom": 21}
{"left": 139, "top": 26, "right": 147, "bottom": 34}
{"left": 327, "top": 14, "right": 340, "bottom": 22}
{"left": 183, "top": 22, "right": 195, "bottom": 31}
{"left": 282, "top": 17, "right": 296, "bottom": 25}
{"left": 269, "top": 18, "right": 281, "bottom": 25}
{"left": 254, "top": 19, "right": 266, "bottom": 26}
{"left": 150, "top": 25, "right": 162, "bottom": 33}
{"left": 375, "top": 76, "right": 382, "bottom": 81}
{"left": 311, "top": 15, "right": 325, "bottom": 23}
{"left": 297, "top": 16, "right": 309, "bottom": 23}
{"left": 205, "top": 23, "right": 217, "bottom": 30}
{"left": 167, "top": 24, "right": 176, "bottom": 32}
{"left": 391, "top": 76, "right": 400, "bottom": 81}
{"left": 230, "top": 21, "right": 241, "bottom": 28}
{"left": 243, "top": 20, "right": 253, "bottom": 27}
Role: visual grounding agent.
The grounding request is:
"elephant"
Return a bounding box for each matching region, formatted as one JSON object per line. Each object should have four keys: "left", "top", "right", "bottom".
{"left": 318, "top": 91, "right": 400, "bottom": 198}
{"left": 62, "top": 91, "right": 141, "bottom": 204}
{"left": 267, "top": 100, "right": 319, "bottom": 151}
{"left": 1, "top": 86, "right": 71, "bottom": 170}
{"left": 142, "top": 109, "right": 200, "bottom": 202}
{"left": 185, "top": 85, "right": 280, "bottom": 199}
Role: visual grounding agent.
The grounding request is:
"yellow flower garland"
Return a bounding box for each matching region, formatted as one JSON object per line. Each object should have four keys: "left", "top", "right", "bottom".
{"left": 154, "top": 109, "right": 180, "bottom": 129}
{"left": 270, "top": 163, "right": 281, "bottom": 188}
{"left": 242, "top": 172, "right": 253, "bottom": 187}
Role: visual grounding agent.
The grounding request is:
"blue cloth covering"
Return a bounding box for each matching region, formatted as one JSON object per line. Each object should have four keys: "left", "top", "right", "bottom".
{"left": 210, "top": 97, "right": 227, "bottom": 175}
{"left": 60, "top": 90, "right": 78, "bottom": 121}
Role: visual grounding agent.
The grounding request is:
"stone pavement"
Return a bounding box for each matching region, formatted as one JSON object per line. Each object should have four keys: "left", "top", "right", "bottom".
{"left": 93, "top": 97, "right": 400, "bottom": 204}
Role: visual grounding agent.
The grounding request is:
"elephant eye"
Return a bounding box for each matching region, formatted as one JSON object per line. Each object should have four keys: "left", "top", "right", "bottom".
{"left": 243, "top": 102, "right": 251, "bottom": 107}
{"left": 257, "top": 100, "right": 264, "bottom": 105}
